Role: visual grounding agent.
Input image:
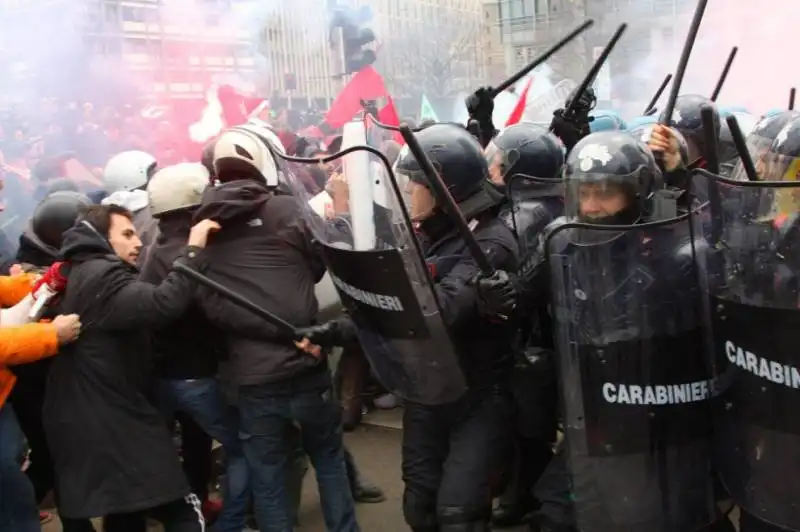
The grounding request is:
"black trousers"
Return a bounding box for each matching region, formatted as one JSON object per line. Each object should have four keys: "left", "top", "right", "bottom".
{"left": 402, "top": 387, "right": 513, "bottom": 530}
{"left": 175, "top": 412, "right": 212, "bottom": 501}
{"left": 104, "top": 496, "right": 206, "bottom": 532}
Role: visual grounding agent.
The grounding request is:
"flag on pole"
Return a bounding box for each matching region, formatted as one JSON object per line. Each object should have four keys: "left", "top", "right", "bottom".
{"left": 505, "top": 77, "right": 533, "bottom": 127}
{"left": 419, "top": 95, "right": 439, "bottom": 122}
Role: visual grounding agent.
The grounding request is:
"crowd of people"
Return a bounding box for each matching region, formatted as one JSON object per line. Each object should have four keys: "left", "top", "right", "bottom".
{"left": 0, "top": 64, "right": 797, "bottom": 532}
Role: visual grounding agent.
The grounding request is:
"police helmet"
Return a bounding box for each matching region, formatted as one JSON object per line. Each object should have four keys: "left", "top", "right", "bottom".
{"left": 32, "top": 191, "right": 92, "bottom": 250}
{"left": 394, "top": 123, "right": 489, "bottom": 203}
{"left": 628, "top": 123, "right": 690, "bottom": 168}
{"left": 147, "top": 163, "right": 209, "bottom": 217}
{"left": 102, "top": 150, "right": 158, "bottom": 193}
{"left": 589, "top": 110, "right": 627, "bottom": 132}
{"left": 626, "top": 115, "right": 658, "bottom": 131}
{"left": 564, "top": 131, "right": 659, "bottom": 225}
{"left": 45, "top": 178, "right": 80, "bottom": 195}
{"left": 731, "top": 111, "right": 800, "bottom": 180}
{"left": 212, "top": 123, "right": 283, "bottom": 186}
{"left": 718, "top": 111, "right": 758, "bottom": 175}
{"left": 484, "top": 122, "right": 564, "bottom": 183}
{"left": 659, "top": 94, "right": 720, "bottom": 165}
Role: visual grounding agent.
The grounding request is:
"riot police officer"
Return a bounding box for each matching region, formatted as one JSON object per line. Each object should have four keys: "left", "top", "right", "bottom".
{"left": 730, "top": 110, "right": 800, "bottom": 181}
{"left": 483, "top": 122, "right": 565, "bottom": 527}
{"left": 393, "top": 123, "right": 520, "bottom": 532}
{"left": 694, "top": 116, "right": 800, "bottom": 532}
{"left": 659, "top": 94, "right": 720, "bottom": 168}
{"left": 303, "top": 123, "right": 520, "bottom": 532}
{"left": 516, "top": 131, "right": 727, "bottom": 532}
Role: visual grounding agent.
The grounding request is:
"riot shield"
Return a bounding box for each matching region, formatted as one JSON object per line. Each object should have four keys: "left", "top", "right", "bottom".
{"left": 277, "top": 141, "right": 466, "bottom": 405}
{"left": 691, "top": 169, "right": 800, "bottom": 530}
{"left": 545, "top": 216, "right": 715, "bottom": 532}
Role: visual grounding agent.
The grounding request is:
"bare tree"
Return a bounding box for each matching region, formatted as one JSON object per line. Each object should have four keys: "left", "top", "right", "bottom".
{"left": 378, "top": 20, "right": 483, "bottom": 99}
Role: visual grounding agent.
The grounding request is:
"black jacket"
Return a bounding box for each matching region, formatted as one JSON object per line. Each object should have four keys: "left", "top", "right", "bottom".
{"left": 193, "top": 180, "right": 328, "bottom": 389}
{"left": 43, "top": 220, "right": 206, "bottom": 517}
{"left": 422, "top": 211, "right": 520, "bottom": 389}
{"left": 140, "top": 212, "right": 222, "bottom": 379}
{"left": 16, "top": 227, "right": 59, "bottom": 271}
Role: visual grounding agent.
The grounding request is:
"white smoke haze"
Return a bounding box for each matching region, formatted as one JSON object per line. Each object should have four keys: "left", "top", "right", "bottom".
{"left": 612, "top": 0, "right": 798, "bottom": 117}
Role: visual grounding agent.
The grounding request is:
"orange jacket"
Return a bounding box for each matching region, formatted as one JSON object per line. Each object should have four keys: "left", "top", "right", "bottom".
{"left": 0, "top": 274, "right": 60, "bottom": 409}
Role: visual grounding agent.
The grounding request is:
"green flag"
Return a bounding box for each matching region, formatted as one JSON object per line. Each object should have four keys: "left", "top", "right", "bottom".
{"left": 419, "top": 95, "right": 439, "bottom": 122}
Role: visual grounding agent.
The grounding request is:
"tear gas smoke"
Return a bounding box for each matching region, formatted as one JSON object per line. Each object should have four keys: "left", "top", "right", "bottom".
{"left": 612, "top": 0, "right": 797, "bottom": 116}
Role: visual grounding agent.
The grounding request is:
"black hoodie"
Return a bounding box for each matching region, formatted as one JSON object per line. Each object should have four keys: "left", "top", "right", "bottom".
{"left": 140, "top": 212, "right": 223, "bottom": 379}
{"left": 193, "top": 179, "right": 328, "bottom": 389}
{"left": 42, "top": 220, "right": 207, "bottom": 517}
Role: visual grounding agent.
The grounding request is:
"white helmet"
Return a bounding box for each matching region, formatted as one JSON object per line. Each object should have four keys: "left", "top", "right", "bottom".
{"left": 147, "top": 163, "right": 209, "bottom": 217}
{"left": 213, "top": 126, "right": 280, "bottom": 187}
{"left": 240, "top": 120, "right": 287, "bottom": 155}
{"left": 103, "top": 151, "right": 158, "bottom": 193}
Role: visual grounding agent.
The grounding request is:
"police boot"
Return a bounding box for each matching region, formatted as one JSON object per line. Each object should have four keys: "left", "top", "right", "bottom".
{"left": 344, "top": 446, "right": 386, "bottom": 503}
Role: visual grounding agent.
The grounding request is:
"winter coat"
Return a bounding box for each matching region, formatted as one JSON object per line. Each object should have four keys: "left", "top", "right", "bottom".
{"left": 43, "top": 220, "right": 206, "bottom": 517}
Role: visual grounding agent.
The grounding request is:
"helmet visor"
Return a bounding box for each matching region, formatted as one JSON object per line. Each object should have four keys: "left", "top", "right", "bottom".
{"left": 564, "top": 171, "right": 640, "bottom": 223}
{"left": 483, "top": 140, "right": 520, "bottom": 185}
{"left": 730, "top": 133, "right": 775, "bottom": 181}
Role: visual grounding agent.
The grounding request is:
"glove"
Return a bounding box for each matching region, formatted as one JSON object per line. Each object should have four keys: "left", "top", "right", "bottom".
{"left": 296, "top": 315, "right": 357, "bottom": 348}
{"left": 476, "top": 270, "right": 518, "bottom": 319}
{"left": 465, "top": 86, "right": 495, "bottom": 124}
{"left": 32, "top": 262, "right": 68, "bottom": 298}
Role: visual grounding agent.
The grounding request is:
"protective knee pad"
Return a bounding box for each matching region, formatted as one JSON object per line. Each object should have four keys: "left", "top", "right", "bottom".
{"left": 403, "top": 489, "right": 437, "bottom": 530}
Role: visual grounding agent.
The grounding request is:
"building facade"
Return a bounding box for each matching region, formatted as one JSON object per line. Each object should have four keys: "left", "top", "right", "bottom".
{"left": 1, "top": 0, "right": 489, "bottom": 107}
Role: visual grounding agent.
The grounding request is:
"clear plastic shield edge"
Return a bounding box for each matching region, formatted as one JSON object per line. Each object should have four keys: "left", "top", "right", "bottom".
{"left": 276, "top": 141, "right": 467, "bottom": 405}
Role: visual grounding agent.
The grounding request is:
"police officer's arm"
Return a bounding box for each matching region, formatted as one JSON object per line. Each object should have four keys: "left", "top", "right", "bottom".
{"left": 435, "top": 234, "right": 519, "bottom": 328}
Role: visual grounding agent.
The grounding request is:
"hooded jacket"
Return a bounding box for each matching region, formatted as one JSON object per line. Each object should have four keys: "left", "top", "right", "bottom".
{"left": 0, "top": 274, "right": 59, "bottom": 410}
{"left": 140, "top": 212, "right": 222, "bottom": 379}
{"left": 193, "top": 179, "right": 328, "bottom": 389}
{"left": 42, "top": 220, "right": 206, "bottom": 517}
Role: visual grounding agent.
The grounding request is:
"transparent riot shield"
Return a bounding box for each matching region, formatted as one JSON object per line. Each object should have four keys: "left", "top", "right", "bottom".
{"left": 276, "top": 144, "right": 466, "bottom": 405}
{"left": 545, "top": 216, "right": 715, "bottom": 532}
{"left": 690, "top": 169, "right": 800, "bottom": 530}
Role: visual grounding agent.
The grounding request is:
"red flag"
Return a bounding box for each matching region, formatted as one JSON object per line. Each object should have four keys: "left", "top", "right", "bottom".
{"left": 505, "top": 77, "right": 533, "bottom": 127}
{"left": 325, "top": 67, "right": 389, "bottom": 128}
{"left": 217, "top": 85, "right": 265, "bottom": 127}
{"left": 377, "top": 95, "right": 405, "bottom": 145}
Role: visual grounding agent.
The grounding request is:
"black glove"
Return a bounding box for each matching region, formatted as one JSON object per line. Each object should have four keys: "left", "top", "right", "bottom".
{"left": 550, "top": 109, "right": 587, "bottom": 152}
{"left": 296, "top": 315, "right": 357, "bottom": 348}
{"left": 476, "top": 270, "right": 518, "bottom": 319}
{"left": 465, "top": 86, "right": 495, "bottom": 124}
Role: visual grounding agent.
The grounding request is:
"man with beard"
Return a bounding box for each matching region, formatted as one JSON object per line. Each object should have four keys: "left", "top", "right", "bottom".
{"left": 43, "top": 203, "right": 219, "bottom": 531}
